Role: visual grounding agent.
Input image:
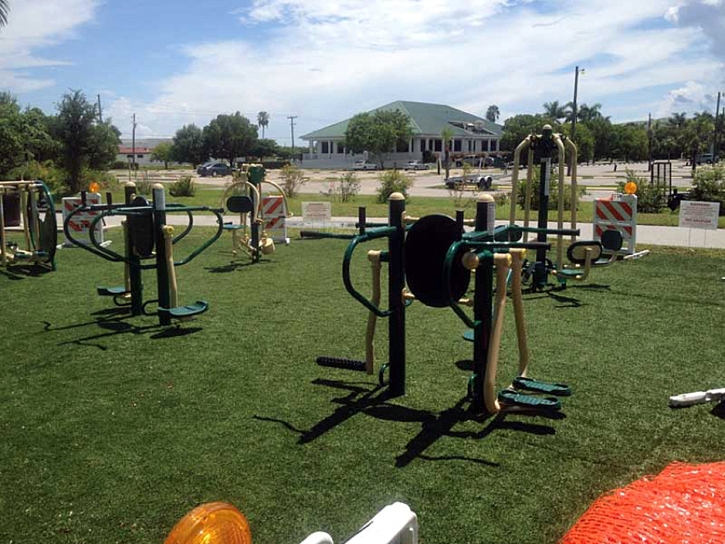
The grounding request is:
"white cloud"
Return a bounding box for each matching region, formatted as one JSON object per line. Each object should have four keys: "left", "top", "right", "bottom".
{"left": 0, "top": 0, "right": 99, "bottom": 92}
{"left": 107, "top": 0, "right": 724, "bottom": 139}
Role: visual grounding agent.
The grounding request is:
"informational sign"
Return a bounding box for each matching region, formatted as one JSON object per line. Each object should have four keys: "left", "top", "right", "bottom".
{"left": 679, "top": 201, "right": 720, "bottom": 230}
{"left": 301, "top": 201, "right": 332, "bottom": 224}
{"left": 62, "top": 193, "right": 104, "bottom": 246}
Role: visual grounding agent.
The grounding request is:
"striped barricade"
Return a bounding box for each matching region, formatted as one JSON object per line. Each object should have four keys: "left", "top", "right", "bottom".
{"left": 62, "top": 193, "right": 104, "bottom": 246}
{"left": 593, "top": 194, "right": 637, "bottom": 255}
{"left": 262, "top": 195, "right": 289, "bottom": 244}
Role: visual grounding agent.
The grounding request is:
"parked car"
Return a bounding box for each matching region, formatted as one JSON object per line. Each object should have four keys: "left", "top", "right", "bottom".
{"left": 697, "top": 153, "right": 718, "bottom": 165}
{"left": 197, "top": 161, "right": 234, "bottom": 177}
{"left": 403, "top": 160, "right": 429, "bottom": 171}
{"left": 352, "top": 160, "right": 378, "bottom": 171}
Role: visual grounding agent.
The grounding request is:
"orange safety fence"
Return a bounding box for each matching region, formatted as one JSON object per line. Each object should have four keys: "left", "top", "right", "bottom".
{"left": 560, "top": 461, "right": 725, "bottom": 544}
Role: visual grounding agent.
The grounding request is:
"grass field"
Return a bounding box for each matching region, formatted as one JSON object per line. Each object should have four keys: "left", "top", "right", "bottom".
{"left": 1, "top": 228, "right": 724, "bottom": 543}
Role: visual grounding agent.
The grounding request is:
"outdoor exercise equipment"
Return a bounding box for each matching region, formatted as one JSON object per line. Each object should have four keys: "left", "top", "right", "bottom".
{"left": 508, "top": 125, "right": 623, "bottom": 290}
{"left": 0, "top": 180, "right": 57, "bottom": 271}
{"left": 669, "top": 388, "right": 725, "bottom": 408}
{"left": 309, "top": 193, "right": 568, "bottom": 413}
{"left": 63, "top": 182, "right": 224, "bottom": 326}
{"left": 164, "top": 501, "right": 418, "bottom": 544}
{"left": 220, "top": 164, "right": 291, "bottom": 263}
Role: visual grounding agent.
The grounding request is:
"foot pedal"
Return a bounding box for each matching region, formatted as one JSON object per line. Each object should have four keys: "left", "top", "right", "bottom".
{"left": 498, "top": 390, "right": 561, "bottom": 410}
{"left": 97, "top": 286, "right": 130, "bottom": 297}
{"left": 463, "top": 330, "right": 474, "bottom": 342}
{"left": 513, "top": 377, "right": 572, "bottom": 396}
{"left": 316, "top": 357, "right": 367, "bottom": 372}
{"left": 165, "top": 301, "right": 209, "bottom": 319}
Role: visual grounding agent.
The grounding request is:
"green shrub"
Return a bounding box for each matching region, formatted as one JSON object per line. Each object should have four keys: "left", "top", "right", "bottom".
{"left": 690, "top": 165, "right": 725, "bottom": 215}
{"left": 7, "top": 161, "right": 68, "bottom": 194}
{"left": 616, "top": 169, "right": 665, "bottom": 213}
{"left": 83, "top": 169, "right": 120, "bottom": 192}
{"left": 169, "top": 175, "right": 196, "bottom": 197}
{"left": 280, "top": 164, "right": 308, "bottom": 198}
{"left": 376, "top": 170, "right": 413, "bottom": 203}
{"left": 338, "top": 172, "right": 361, "bottom": 202}
{"left": 516, "top": 167, "right": 585, "bottom": 211}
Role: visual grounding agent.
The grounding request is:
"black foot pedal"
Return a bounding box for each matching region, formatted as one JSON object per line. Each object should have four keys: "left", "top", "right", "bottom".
{"left": 316, "top": 357, "right": 367, "bottom": 372}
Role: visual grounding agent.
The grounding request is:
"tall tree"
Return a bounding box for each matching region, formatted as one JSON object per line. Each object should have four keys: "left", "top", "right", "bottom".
{"left": 343, "top": 109, "right": 413, "bottom": 168}
{"left": 87, "top": 120, "right": 121, "bottom": 171}
{"left": 441, "top": 126, "right": 454, "bottom": 180}
{"left": 577, "top": 103, "right": 603, "bottom": 123}
{"left": 257, "top": 111, "right": 270, "bottom": 139}
{"left": 53, "top": 90, "right": 98, "bottom": 193}
{"left": 203, "top": 112, "right": 258, "bottom": 167}
{"left": 486, "top": 105, "right": 500, "bottom": 123}
{"left": 500, "top": 114, "right": 558, "bottom": 152}
{"left": 543, "top": 100, "right": 567, "bottom": 121}
{"left": 0, "top": 92, "right": 25, "bottom": 174}
{"left": 171, "top": 124, "right": 206, "bottom": 167}
{"left": 151, "top": 141, "right": 174, "bottom": 169}
{"left": 250, "top": 138, "right": 279, "bottom": 160}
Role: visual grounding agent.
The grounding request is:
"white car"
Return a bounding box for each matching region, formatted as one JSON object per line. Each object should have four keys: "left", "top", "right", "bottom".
{"left": 403, "top": 160, "right": 430, "bottom": 171}
{"left": 352, "top": 160, "right": 378, "bottom": 170}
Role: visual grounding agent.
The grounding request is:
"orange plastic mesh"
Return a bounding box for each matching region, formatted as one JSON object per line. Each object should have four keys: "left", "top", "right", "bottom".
{"left": 560, "top": 462, "right": 725, "bottom": 544}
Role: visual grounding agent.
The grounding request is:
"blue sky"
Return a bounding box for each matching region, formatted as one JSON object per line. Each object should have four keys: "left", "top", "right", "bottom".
{"left": 1, "top": 0, "right": 724, "bottom": 144}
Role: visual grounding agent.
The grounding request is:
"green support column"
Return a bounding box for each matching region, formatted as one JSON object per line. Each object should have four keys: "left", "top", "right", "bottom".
{"left": 125, "top": 182, "right": 144, "bottom": 316}
{"left": 388, "top": 192, "right": 406, "bottom": 396}
{"left": 152, "top": 184, "right": 171, "bottom": 326}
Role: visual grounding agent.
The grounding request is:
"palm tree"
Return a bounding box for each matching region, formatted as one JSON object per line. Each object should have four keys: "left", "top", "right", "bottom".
{"left": 0, "top": 0, "right": 9, "bottom": 27}
{"left": 486, "top": 104, "right": 500, "bottom": 123}
{"left": 577, "top": 103, "right": 603, "bottom": 123}
{"left": 543, "top": 100, "right": 567, "bottom": 121}
{"left": 257, "top": 111, "right": 269, "bottom": 138}
{"left": 668, "top": 112, "right": 687, "bottom": 129}
{"left": 441, "top": 127, "right": 454, "bottom": 180}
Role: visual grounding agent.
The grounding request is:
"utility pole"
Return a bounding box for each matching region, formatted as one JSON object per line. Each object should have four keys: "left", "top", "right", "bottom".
{"left": 287, "top": 115, "right": 297, "bottom": 154}
{"left": 132, "top": 113, "right": 137, "bottom": 171}
{"left": 97, "top": 94, "right": 103, "bottom": 123}
{"left": 714, "top": 91, "right": 721, "bottom": 160}
{"left": 648, "top": 113, "right": 653, "bottom": 172}
{"left": 568, "top": 66, "right": 583, "bottom": 175}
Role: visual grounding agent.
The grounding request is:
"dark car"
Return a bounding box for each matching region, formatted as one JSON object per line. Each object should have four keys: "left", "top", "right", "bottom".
{"left": 197, "top": 161, "right": 233, "bottom": 177}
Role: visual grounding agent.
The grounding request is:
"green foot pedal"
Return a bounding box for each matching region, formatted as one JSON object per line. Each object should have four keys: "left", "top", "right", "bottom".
{"left": 498, "top": 390, "right": 561, "bottom": 411}
{"left": 513, "top": 377, "right": 572, "bottom": 396}
{"left": 97, "top": 286, "right": 130, "bottom": 297}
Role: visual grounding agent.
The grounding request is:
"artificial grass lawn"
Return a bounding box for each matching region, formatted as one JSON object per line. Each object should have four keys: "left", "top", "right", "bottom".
{"left": 1, "top": 230, "right": 724, "bottom": 543}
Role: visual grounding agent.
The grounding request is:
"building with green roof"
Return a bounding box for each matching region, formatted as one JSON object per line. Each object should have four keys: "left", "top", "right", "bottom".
{"left": 300, "top": 100, "right": 503, "bottom": 168}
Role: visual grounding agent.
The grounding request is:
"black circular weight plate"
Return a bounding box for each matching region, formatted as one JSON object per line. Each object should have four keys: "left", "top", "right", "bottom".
{"left": 227, "top": 195, "right": 254, "bottom": 214}
{"left": 601, "top": 229, "right": 623, "bottom": 252}
{"left": 405, "top": 214, "right": 470, "bottom": 308}
{"left": 127, "top": 196, "right": 155, "bottom": 258}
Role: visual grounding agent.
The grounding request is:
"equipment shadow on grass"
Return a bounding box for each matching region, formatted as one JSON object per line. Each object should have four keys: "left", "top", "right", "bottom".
{"left": 43, "top": 314, "right": 203, "bottom": 350}
{"left": 0, "top": 265, "right": 52, "bottom": 279}
{"left": 255, "top": 378, "right": 562, "bottom": 468}
{"left": 205, "top": 260, "right": 274, "bottom": 273}
{"left": 711, "top": 402, "right": 725, "bottom": 419}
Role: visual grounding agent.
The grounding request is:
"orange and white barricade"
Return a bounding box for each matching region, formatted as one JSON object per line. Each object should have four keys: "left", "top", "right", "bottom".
{"left": 62, "top": 193, "right": 104, "bottom": 246}
{"left": 262, "top": 195, "right": 289, "bottom": 244}
{"left": 593, "top": 194, "right": 637, "bottom": 255}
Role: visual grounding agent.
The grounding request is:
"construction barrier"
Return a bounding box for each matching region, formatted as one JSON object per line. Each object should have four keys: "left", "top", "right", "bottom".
{"left": 593, "top": 193, "right": 637, "bottom": 255}
{"left": 62, "top": 193, "right": 104, "bottom": 246}
{"left": 262, "top": 195, "right": 289, "bottom": 244}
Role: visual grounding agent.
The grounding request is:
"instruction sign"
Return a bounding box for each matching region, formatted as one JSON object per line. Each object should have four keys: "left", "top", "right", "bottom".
{"left": 679, "top": 201, "right": 720, "bottom": 230}
{"left": 302, "top": 202, "right": 331, "bottom": 224}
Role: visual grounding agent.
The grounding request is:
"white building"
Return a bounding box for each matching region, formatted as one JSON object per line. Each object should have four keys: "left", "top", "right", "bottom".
{"left": 300, "top": 100, "right": 504, "bottom": 169}
{"left": 116, "top": 146, "right": 154, "bottom": 167}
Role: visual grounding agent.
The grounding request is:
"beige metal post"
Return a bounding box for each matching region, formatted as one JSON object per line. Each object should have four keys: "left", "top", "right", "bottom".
{"left": 509, "top": 137, "right": 531, "bottom": 228}
{"left": 509, "top": 249, "right": 530, "bottom": 377}
{"left": 554, "top": 134, "right": 567, "bottom": 271}
{"left": 566, "top": 139, "right": 578, "bottom": 242}
{"left": 20, "top": 188, "right": 30, "bottom": 252}
{"left": 523, "top": 148, "right": 534, "bottom": 242}
{"left": 163, "top": 225, "right": 179, "bottom": 309}
{"left": 484, "top": 253, "right": 512, "bottom": 414}
{"left": 365, "top": 250, "right": 382, "bottom": 375}
{"left": 0, "top": 187, "right": 6, "bottom": 267}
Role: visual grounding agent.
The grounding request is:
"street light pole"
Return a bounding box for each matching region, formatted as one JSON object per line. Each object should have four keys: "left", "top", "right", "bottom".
{"left": 714, "top": 91, "right": 721, "bottom": 161}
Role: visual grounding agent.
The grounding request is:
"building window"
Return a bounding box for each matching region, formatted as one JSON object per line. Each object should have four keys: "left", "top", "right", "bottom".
{"left": 321, "top": 141, "right": 329, "bottom": 154}
{"left": 434, "top": 139, "right": 442, "bottom": 152}
{"left": 126, "top": 155, "right": 133, "bottom": 159}
{"left": 137, "top": 154, "right": 144, "bottom": 159}
{"left": 453, "top": 139, "right": 462, "bottom": 152}
{"left": 420, "top": 140, "right": 426, "bottom": 152}
{"left": 337, "top": 142, "right": 344, "bottom": 154}
{"left": 398, "top": 141, "right": 409, "bottom": 153}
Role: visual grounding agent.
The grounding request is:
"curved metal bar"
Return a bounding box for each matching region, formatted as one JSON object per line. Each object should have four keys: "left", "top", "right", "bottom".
{"left": 261, "top": 179, "right": 293, "bottom": 217}
{"left": 342, "top": 227, "right": 396, "bottom": 318}
{"left": 442, "top": 240, "right": 475, "bottom": 329}
{"left": 173, "top": 208, "right": 225, "bottom": 267}
{"left": 509, "top": 136, "right": 531, "bottom": 228}
{"left": 63, "top": 205, "right": 124, "bottom": 263}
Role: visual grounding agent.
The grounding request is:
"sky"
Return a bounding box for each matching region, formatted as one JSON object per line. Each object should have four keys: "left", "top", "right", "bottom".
{"left": 1, "top": 0, "right": 724, "bottom": 145}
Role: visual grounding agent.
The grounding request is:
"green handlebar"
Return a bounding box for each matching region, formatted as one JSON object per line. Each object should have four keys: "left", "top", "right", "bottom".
{"left": 342, "top": 227, "right": 396, "bottom": 318}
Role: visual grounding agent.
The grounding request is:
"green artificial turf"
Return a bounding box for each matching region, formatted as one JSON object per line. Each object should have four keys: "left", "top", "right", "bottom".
{"left": 1, "top": 229, "right": 724, "bottom": 543}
